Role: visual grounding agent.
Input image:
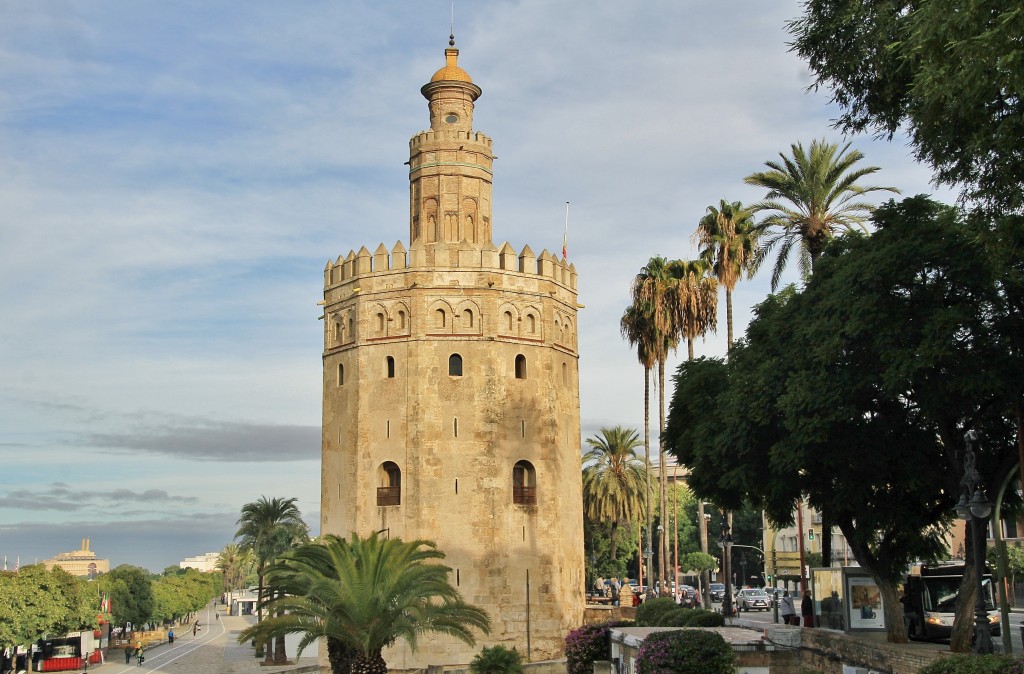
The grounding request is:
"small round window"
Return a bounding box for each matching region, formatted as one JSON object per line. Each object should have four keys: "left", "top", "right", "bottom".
{"left": 445, "top": 113, "right": 459, "bottom": 124}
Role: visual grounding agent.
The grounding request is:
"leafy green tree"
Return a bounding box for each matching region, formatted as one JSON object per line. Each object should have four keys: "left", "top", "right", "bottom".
{"left": 583, "top": 426, "right": 647, "bottom": 561}
{"left": 788, "top": 1, "right": 1024, "bottom": 214}
{"left": 694, "top": 199, "right": 760, "bottom": 348}
{"left": 238, "top": 532, "right": 490, "bottom": 674}
{"left": 744, "top": 139, "right": 898, "bottom": 290}
{"left": 151, "top": 568, "right": 220, "bottom": 624}
{"left": 98, "top": 565, "right": 154, "bottom": 629}
{"left": 666, "top": 197, "right": 1019, "bottom": 644}
{"left": 236, "top": 495, "right": 309, "bottom": 664}
{"left": 0, "top": 565, "right": 98, "bottom": 649}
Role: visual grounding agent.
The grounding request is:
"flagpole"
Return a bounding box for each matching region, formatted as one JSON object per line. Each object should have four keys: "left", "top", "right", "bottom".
{"left": 562, "top": 201, "right": 569, "bottom": 260}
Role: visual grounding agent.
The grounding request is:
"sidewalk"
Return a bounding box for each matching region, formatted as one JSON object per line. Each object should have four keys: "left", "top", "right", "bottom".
{"left": 87, "top": 613, "right": 319, "bottom": 674}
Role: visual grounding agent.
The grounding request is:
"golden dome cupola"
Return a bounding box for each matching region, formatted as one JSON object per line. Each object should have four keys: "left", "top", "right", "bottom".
{"left": 421, "top": 42, "right": 481, "bottom": 133}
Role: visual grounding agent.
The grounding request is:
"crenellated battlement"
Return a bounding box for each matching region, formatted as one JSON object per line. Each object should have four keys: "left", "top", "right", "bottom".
{"left": 324, "top": 240, "right": 577, "bottom": 291}
{"left": 410, "top": 129, "right": 492, "bottom": 151}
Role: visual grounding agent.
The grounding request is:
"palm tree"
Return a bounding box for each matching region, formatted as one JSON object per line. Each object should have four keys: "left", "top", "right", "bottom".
{"left": 629, "top": 256, "right": 683, "bottom": 590}
{"left": 693, "top": 199, "right": 760, "bottom": 349}
{"left": 744, "top": 139, "right": 899, "bottom": 290}
{"left": 238, "top": 532, "right": 490, "bottom": 674}
{"left": 216, "top": 542, "right": 253, "bottom": 605}
{"left": 582, "top": 426, "right": 647, "bottom": 561}
{"left": 620, "top": 303, "right": 657, "bottom": 587}
{"left": 667, "top": 258, "right": 718, "bottom": 360}
{"left": 235, "top": 496, "right": 310, "bottom": 664}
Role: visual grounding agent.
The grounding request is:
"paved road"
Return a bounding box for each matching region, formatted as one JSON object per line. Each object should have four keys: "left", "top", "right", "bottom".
{"left": 86, "top": 604, "right": 318, "bottom": 674}
{"left": 713, "top": 601, "right": 1024, "bottom": 653}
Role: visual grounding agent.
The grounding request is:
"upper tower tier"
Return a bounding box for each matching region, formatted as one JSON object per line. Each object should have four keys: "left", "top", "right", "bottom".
{"left": 409, "top": 47, "right": 494, "bottom": 248}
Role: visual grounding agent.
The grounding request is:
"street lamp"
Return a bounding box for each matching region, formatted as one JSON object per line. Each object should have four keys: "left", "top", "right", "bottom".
{"left": 718, "top": 522, "right": 734, "bottom": 618}
{"left": 956, "top": 430, "right": 994, "bottom": 654}
{"left": 643, "top": 542, "right": 653, "bottom": 599}
{"left": 657, "top": 524, "right": 665, "bottom": 595}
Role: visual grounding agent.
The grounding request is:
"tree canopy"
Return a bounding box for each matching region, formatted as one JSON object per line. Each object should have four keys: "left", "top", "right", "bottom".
{"left": 788, "top": 1, "right": 1024, "bottom": 213}
{"left": 666, "top": 196, "right": 1021, "bottom": 642}
{"left": 0, "top": 565, "right": 97, "bottom": 649}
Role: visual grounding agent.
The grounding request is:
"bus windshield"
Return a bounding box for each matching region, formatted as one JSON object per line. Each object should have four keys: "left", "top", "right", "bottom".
{"left": 923, "top": 576, "right": 995, "bottom": 611}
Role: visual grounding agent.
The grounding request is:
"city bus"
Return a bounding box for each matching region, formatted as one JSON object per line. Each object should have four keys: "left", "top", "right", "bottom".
{"left": 905, "top": 562, "right": 1000, "bottom": 641}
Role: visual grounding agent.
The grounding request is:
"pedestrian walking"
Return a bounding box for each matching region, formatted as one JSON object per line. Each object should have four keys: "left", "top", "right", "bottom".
{"left": 802, "top": 589, "right": 814, "bottom": 628}
{"left": 124, "top": 646, "right": 132, "bottom": 664}
{"left": 168, "top": 628, "right": 174, "bottom": 644}
{"left": 779, "top": 590, "right": 796, "bottom": 625}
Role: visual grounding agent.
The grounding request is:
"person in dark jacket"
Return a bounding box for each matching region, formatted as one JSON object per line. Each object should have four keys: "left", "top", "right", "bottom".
{"left": 801, "top": 589, "right": 814, "bottom": 627}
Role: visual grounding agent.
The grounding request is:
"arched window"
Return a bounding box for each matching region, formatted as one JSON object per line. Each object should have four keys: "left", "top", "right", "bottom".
{"left": 449, "top": 353, "right": 463, "bottom": 377}
{"left": 513, "top": 460, "right": 536, "bottom": 505}
{"left": 337, "top": 363, "right": 344, "bottom": 386}
{"left": 504, "top": 311, "right": 514, "bottom": 332}
{"left": 386, "top": 356, "right": 395, "bottom": 378}
{"left": 435, "top": 308, "right": 446, "bottom": 329}
{"left": 562, "top": 362, "right": 568, "bottom": 385}
{"left": 462, "top": 309, "right": 474, "bottom": 329}
{"left": 348, "top": 316, "right": 354, "bottom": 340}
{"left": 376, "top": 312, "right": 385, "bottom": 334}
{"left": 397, "top": 310, "right": 407, "bottom": 330}
{"left": 334, "top": 321, "right": 342, "bottom": 343}
{"left": 377, "top": 462, "right": 401, "bottom": 506}
{"left": 526, "top": 314, "right": 536, "bottom": 334}
{"left": 515, "top": 354, "right": 527, "bottom": 379}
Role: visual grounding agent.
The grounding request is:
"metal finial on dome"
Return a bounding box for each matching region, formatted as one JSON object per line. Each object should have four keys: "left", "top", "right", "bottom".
{"left": 449, "top": 1, "right": 456, "bottom": 46}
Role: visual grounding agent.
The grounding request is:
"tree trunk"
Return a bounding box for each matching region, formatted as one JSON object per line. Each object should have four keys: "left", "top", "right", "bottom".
{"left": 877, "top": 578, "right": 908, "bottom": 643}
{"left": 644, "top": 367, "right": 653, "bottom": 589}
{"left": 350, "top": 652, "right": 388, "bottom": 674}
{"left": 255, "top": 566, "right": 266, "bottom": 659}
{"left": 950, "top": 526, "right": 979, "bottom": 653}
{"left": 821, "top": 513, "right": 832, "bottom": 571}
{"left": 327, "top": 638, "right": 357, "bottom": 674}
{"left": 609, "top": 520, "right": 619, "bottom": 561}
{"left": 726, "top": 288, "right": 733, "bottom": 351}
{"left": 658, "top": 360, "right": 668, "bottom": 592}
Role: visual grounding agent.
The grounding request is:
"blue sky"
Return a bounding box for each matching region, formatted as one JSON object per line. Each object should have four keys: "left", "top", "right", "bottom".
{"left": 0, "top": 1, "right": 953, "bottom": 572}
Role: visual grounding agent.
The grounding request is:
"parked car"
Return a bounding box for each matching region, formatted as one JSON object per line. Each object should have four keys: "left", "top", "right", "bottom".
{"left": 710, "top": 583, "right": 726, "bottom": 601}
{"left": 735, "top": 588, "right": 771, "bottom": 612}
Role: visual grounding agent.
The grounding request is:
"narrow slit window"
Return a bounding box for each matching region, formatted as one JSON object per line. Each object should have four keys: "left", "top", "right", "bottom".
{"left": 515, "top": 354, "right": 527, "bottom": 379}
{"left": 386, "top": 356, "right": 395, "bottom": 378}
{"left": 337, "top": 363, "right": 344, "bottom": 386}
{"left": 453, "top": 417, "right": 459, "bottom": 437}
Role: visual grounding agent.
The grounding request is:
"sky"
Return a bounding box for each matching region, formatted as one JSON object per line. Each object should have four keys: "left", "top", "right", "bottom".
{"left": 0, "top": 1, "right": 955, "bottom": 573}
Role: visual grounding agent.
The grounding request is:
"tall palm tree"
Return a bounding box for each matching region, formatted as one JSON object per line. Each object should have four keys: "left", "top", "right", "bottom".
{"left": 744, "top": 139, "right": 899, "bottom": 290}
{"left": 236, "top": 496, "right": 310, "bottom": 664}
{"left": 693, "top": 199, "right": 760, "bottom": 349}
{"left": 629, "top": 256, "right": 683, "bottom": 591}
{"left": 746, "top": 140, "right": 898, "bottom": 567}
{"left": 620, "top": 303, "right": 657, "bottom": 587}
{"left": 582, "top": 426, "right": 647, "bottom": 561}
{"left": 667, "top": 258, "right": 719, "bottom": 360}
{"left": 238, "top": 532, "right": 490, "bottom": 674}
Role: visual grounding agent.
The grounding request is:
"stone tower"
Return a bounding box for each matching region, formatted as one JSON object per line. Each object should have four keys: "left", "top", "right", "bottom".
{"left": 320, "top": 41, "right": 585, "bottom": 668}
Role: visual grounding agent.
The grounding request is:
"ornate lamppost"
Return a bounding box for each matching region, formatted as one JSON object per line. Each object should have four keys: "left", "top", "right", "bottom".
{"left": 718, "top": 522, "right": 734, "bottom": 617}
{"left": 956, "top": 430, "right": 994, "bottom": 654}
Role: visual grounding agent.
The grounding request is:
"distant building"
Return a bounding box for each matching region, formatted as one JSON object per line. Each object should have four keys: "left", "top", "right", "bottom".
{"left": 179, "top": 552, "right": 220, "bottom": 572}
{"left": 44, "top": 538, "right": 110, "bottom": 577}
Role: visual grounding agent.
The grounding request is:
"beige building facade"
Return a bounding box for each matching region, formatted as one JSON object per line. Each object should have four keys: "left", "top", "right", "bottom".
{"left": 44, "top": 538, "right": 110, "bottom": 577}
{"left": 320, "top": 42, "right": 585, "bottom": 668}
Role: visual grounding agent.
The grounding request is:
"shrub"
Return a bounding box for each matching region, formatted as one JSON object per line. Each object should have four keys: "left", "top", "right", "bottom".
{"left": 685, "top": 610, "right": 724, "bottom": 627}
{"left": 565, "top": 622, "right": 631, "bottom": 674}
{"left": 918, "top": 654, "right": 1024, "bottom": 674}
{"left": 636, "top": 630, "right": 735, "bottom": 674}
{"left": 469, "top": 645, "right": 523, "bottom": 674}
{"left": 635, "top": 597, "right": 677, "bottom": 626}
{"left": 661, "top": 608, "right": 694, "bottom": 627}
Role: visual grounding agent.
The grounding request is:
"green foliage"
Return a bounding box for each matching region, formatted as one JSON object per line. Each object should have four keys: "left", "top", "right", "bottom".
{"left": 237, "top": 532, "right": 490, "bottom": 672}
{"left": 151, "top": 568, "right": 220, "bottom": 624}
{"left": 0, "top": 565, "right": 97, "bottom": 647}
{"left": 679, "top": 552, "right": 717, "bottom": 575}
{"left": 98, "top": 565, "right": 155, "bottom": 628}
{"left": 666, "top": 196, "right": 1021, "bottom": 642}
{"left": 660, "top": 609, "right": 693, "bottom": 627}
{"left": 634, "top": 597, "right": 677, "bottom": 627}
{"left": 469, "top": 645, "right": 524, "bottom": 674}
{"left": 917, "top": 654, "right": 1024, "bottom": 674}
{"left": 583, "top": 426, "right": 647, "bottom": 563}
{"left": 636, "top": 630, "right": 735, "bottom": 674}
{"left": 788, "top": 1, "right": 1024, "bottom": 214}
{"left": 685, "top": 610, "right": 725, "bottom": 628}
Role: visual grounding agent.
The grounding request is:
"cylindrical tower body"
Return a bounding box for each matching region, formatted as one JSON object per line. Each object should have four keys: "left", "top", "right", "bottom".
{"left": 320, "top": 46, "right": 584, "bottom": 669}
